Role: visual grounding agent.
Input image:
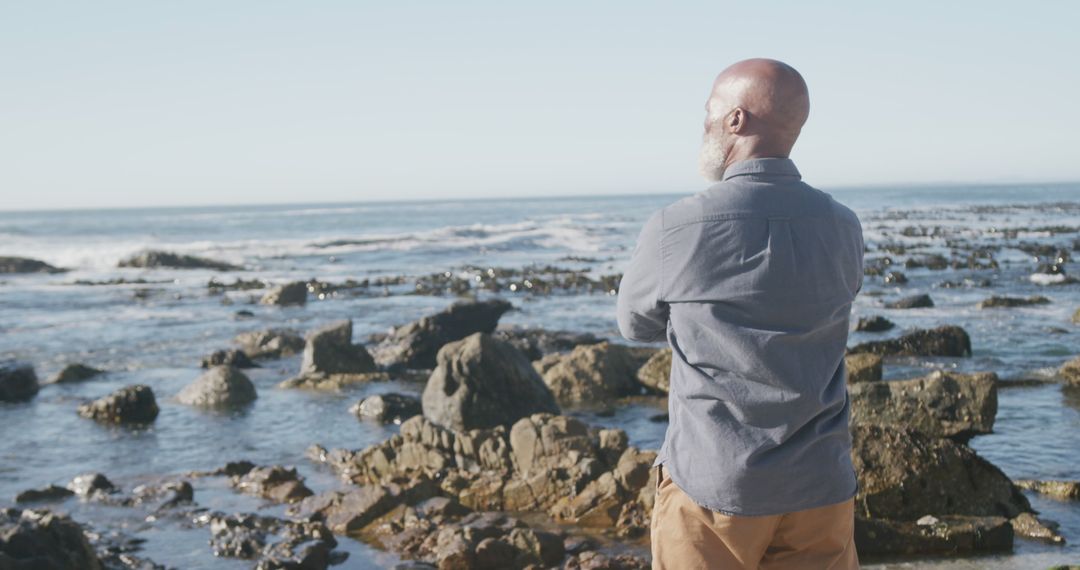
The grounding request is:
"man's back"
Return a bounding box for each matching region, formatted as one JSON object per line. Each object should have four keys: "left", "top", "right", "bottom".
{"left": 617, "top": 157, "right": 864, "bottom": 515}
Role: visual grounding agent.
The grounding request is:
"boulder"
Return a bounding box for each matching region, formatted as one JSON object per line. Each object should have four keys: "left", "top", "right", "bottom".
{"left": 67, "top": 473, "right": 115, "bottom": 497}
{"left": 977, "top": 295, "right": 1051, "bottom": 309}
{"left": 1014, "top": 479, "right": 1080, "bottom": 501}
{"left": 848, "top": 325, "right": 972, "bottom": 357}
{"left": 636, "top": 348, "right": 671, "bottom": 394}
{"left": 351, "top": 392, "right": 422, "bottom": 424}
{"left": 373, "top": 299, "right": 513, "bottom": 370}
{"left": 118, "top": 249, "right": 241, "bottom": 271}
{"left": 884, "top": 293, "right": 934, "bottom": 309}
{"left": 855, "top": 315, "right": 895, "bottom": 332}
{"left": 845, "top": 353, "right": 882, "bottom": 383}
{"left": 48, "top": 363, "right": 104, "bottom": 384}
{"left": 0, "top": 256, "right": 65, "bottom": 274}
{"left": 0, "top": 508, "right": 103, "bottom": 570}
{"left": 849, "top": 371, "right": 997, "bottom": 441}
{"left": 855, "top": 515, "right": 1013, "bottom": 556}
{"left": 536, "top": 342, "right": 640, "bottom": 406}
{"left": 492, "top": 328, "right": 603, "bottom": 361}
{"left": 200, "top": 349, "right": 258, "bottom": 369}
{"left": 177, "top": 365, "right": 257, "bottom": 408}
{"left": 423, "top": 333, "right": 559, "bottom": 431}
{"left": 234, "top": 328, "right": 305, "bottom": 359}
{"left": 0, "top": 361, "right": 39, "bottom": 402}
{"left": 76, "top": 385, "right": 159, "bottom": 423}
{"left": 1060, "top": 356, "right": 1080, "bottom": 386}
{"left": 851, "top": 425, "right": 1030, "bottom": 521}
{"left": 1010, "top": 512, "right": 1065, "bottom": 544}
{"left": 300, "top": 320, "right": 376, "bottom": 377}
{"left": 15, "top": 485, "right": 75, "bottom": 504}
{"left": 259, "top": 281, "right": 308, "bottom": 306}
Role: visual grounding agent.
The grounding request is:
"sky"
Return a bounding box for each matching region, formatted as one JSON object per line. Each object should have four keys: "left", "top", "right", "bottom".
{"left": 1, "top": 1, "right": 1078, "bottom": 211}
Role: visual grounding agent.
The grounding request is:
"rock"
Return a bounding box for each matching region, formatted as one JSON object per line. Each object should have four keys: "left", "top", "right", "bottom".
{"left": 536, "top": 342, "right": 640, "bottom": 406}
{"left": 848, "top": 325, "right": 972, "bottom": 357}
{"left": 235, "top": 328, "right": 305, "bottom": 359}
{"left": 200, "top": 349, "right": 259, "bottom": 369}
{"left": 0, "top": 508, "right": 103, "bottom": 569}
{"left": 77, "top": 385, "right": 159, "bottom": 423}
{"left": 1073, "top": 307, "right": 1080, "bottom": 324}
{"left": 118, "top": 249, "right": 241, "bottom": 271}
{"left": 177, "top": 365, "right": 257, "bottom": 408}
{"left": 851, "top": 425, "right": 1030, "bottom": 521}
{"left": 233, "top": 466, "right": 314, "bottom": 504}
{"left": 67, "top": 473, "right": 115, "bottom": 497}
{"left": 48, "top": 363, "right": 104, "bottom": 384}
{"left": 291, "top": 478, "right": 437, "bottom": 534}
{"left": 883, "top": 271, "right": 908, "bottom": 284}
{"left": 636, "top": 348, "right": 671, "bottom": 394}
{"left": 374, "top": 299, "right": 514, "bottom": 370}
{"left": 422, "top": 332, "right": 560, "bottom": 431}
{"left": 845, "top": 353, "right": 883, "bottom": 383}
{"left": 301, "top": 320, "right": 376, "bottom": 376}
{"left": 15, "top": 485, "right": 75, "bottom": 503}
{"left": 884, "top": 293, "right": 934, "bottom": 309}
{"left": 1014, "top": 479, "right": 1080, "bottom": 501}
{"left": 849, "top": 370, "right": 997, "bottom": 441}
{"left": 132, "top": 480, "right": 194, "bottom": 509}
{"left": 977, "top": 295, "right": 1052, "bottom": 309}
{"left": 351, "top": 393, "right": 422, "bottom": 424}
{"left": 278, "top": 371, "right": 389, "bottom": 391}
{"left": 855, "top": 515, "right": 1013, "bottom": 555}
{"left": 904, "top": 253, "right": 949, "bottom": 270}
{"left": 0, "top": 361, "right": 39, "bottom": 402}
{"left": 1010, "top": 512, "right": 1065, "bottom": 544}
{"left": 0, "top": 256, "right": 65, "bottom": 274}
{"left": 1060, "top": 356, "right": 1080, "bottom": 386}
{"left": 855, "top": 315, "right": 895, "bottom": 332}
{"left": 259, "top": 281, "right": 308, "bottom": 306}
{"left": 202, "top": 512, "right": 340, "bottom": 567}
{"left": 492, "top": 328, "right": 603, "bottom": 361}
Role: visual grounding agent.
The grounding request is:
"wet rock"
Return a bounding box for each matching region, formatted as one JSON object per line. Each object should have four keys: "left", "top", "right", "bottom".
{"left": 977, "top": 295, "right": 1051, "bottom": 309}
{"left": 177, "top": 365, "right": 257, "bottom": 408}
{"left": 848, "top": 325, "right": 972, "bottom": 357}
{"left": 849, "top": 370, "right": 997, "bottom": 441}
{"left": 0, "top": 508, "right": 103, "bottom": 569}
{"left": 132, "top": 480, "right": 194, "bottom": 509}
{"left": 203, "top": 512, "right": 341, "bottom": 568}
{"left": 118, "top": 249, "right": 241, "bottom": 271}
{"left": 67, "top": 473, "right": 115, "bottom": 498}
{"left": 235, "top": 328, "right": 305, "bottom": 359}
{"left": 301, "top": 320, "right": 376, "bottom": 376}
{"left": 1014, "top": 479, "right": 1080, "bottom": 501}
{"left": 260, "top": 281, "right": 308, "bottom": 306}
{"left": 492, "top": 328, "right": 603, "bottom": 361}
{"left": 883, "top": 271, "right": 908, "bottom": 284}
{"left": 1060, "top": 356, "right": 1080, "bottom": 386}
{"left": 209, "top": 513, "right": 267, "bottom": 558}
{"left": 77, "top": 385, "right": 159, "bottom": 424}
{"left": 292, "top": 478, "right": 438, "bottom": 534}
{"left": 0, "top": 255, "right": 65, "bottom": 274}
{"left": 855, "top": 515, "right": 1013, "bottom": 555}
{"left": 1010, "top": 512, "right": 1065, "bottom": 544}
{"left": 536, "top": 342, "right": 640, "bottom": 406}
{"left": 636, "top": 348, "right": 671, "bottom": 394}
{"left": 851, "top": 425, "right": 1030, "bottom": 521}
{"left": 0, "top": 360, "right": 39, "bottom": 402}
{"left": 1073, "top": 307, "right": 1080, "bottom": 324}
{"left": 423, "top": 332, "right": 560, "bottom": 431}
{"left": 15, "top": 485, "right": 75, "bottom": 504}
{"left": 373, "top": 299, "right": 514, "bottom": 370}
{"left": 200, "top": 348, "right": 259, "bottom": 369}
{"left": 279, "top": 371, "right": 389, "bottom": 390}
{"left": 49, "top": 363, "right": 105, "bottom": 384}
{"left": 845, "top": 353, "right": 883, "bottom": 384}
{"left": 233, "top": 466, "right": 314, "bottom": 504}
{"left": 351, "top": 392, "right": 422, "bottom": 424}
{"left": 904, "top": 254, "right": 949, "bottom": 270}
{"left": 855, "top": 315, "right": 895, "bottom": 332}
{"left": 884, "top": 293, "right": 934, "bottom": 309}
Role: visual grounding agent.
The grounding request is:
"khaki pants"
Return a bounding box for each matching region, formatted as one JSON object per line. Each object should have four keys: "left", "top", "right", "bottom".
{"left": 651, "top": 464, "right": 859, "bottom": 570}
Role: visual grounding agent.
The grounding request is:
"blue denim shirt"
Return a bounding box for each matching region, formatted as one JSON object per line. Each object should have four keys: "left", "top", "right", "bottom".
{"left": 616, "top": 157, "right": 864, "bottom": 516}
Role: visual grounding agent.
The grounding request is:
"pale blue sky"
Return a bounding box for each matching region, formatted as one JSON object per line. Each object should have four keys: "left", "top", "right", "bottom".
{"left": 1, "top": 1, "right": 1078, "bottom": 210}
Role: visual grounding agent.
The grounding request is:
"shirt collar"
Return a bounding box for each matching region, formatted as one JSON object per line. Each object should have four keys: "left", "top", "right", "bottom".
{"left": 721, "top": 157, "right": 801, "bottom": 181}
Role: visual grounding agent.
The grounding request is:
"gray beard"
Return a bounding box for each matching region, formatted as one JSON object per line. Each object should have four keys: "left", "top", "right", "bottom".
{"left": 698, "top": 132, "right": 727, "bottom": 182}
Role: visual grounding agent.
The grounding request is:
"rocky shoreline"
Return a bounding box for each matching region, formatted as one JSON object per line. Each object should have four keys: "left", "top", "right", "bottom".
{"left": 4, "top": 292, "right": 1080, "bottom": 569}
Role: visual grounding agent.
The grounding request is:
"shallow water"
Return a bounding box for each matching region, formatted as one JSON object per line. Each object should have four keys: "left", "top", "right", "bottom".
{"left": 2, "top": 183, "right": 1080, "bottom": 568}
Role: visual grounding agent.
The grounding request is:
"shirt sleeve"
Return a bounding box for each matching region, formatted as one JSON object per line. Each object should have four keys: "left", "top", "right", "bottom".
{"left": 616, "top": 210, "right": 669, "bottom": 342}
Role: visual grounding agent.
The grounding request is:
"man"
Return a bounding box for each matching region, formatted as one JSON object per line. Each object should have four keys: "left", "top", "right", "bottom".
{"left": 616, "top": 58, "right": 863, "bottom": 570}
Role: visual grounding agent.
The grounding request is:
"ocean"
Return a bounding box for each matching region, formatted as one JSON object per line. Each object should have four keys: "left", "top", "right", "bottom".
{"left": 2, "top": 183, "right": 1079, "bottom": 568}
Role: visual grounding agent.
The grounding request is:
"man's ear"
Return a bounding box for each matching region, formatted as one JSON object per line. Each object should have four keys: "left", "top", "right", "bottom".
{"left": 728, "top": 107, "right": 746, "bottom": 134}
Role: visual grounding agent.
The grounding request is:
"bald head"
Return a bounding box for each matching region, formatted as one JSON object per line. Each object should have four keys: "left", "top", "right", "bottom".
{"left": 699, "top": 58, "right": 810, "bottom": 181}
